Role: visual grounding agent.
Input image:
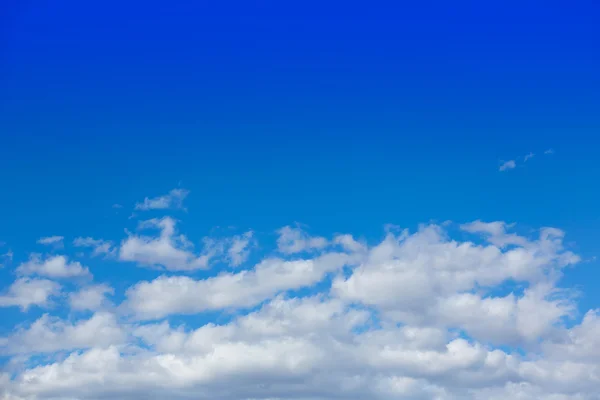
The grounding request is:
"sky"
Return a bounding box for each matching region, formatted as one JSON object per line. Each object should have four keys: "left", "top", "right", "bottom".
{"left": 0, "top": 1, "right": 600, "bottom": 399}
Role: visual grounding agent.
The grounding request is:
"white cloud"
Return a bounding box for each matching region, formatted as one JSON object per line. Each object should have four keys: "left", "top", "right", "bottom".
{"left": 524, "top": 152, "right": 535, "bottom": 162}
{"left": 499, "top": 160, "right": 516, "bottom": 171}
{"left": 2, "top": 221, "right": 600, "bottom": 400}
{"left": 331, "top": 223, "right": 579, "bottom": 346}
{"left": 73, "top": 237, "right": 116, "bottom": 257}
{"left": 16, "top": 254, "right": 91, "bottom": 279}
{"left": 69, "top": 284, "right": 114, "bottom": 312}
{"left": 460, "top": 219, "right": 529, "bottom": 248}
{"left": 36, "top": 236, "right": 64, "bottom": 247}
{"left": 0, "top": 312, "right": 125, "bottom": 355}
{"left": 0, "top": 278, "right": 60, "bottom": 310}
{"left": 334, "top": 234, "right": 367, "bottom": 253}
{"left": 276, "top": 225, "right": 328, "bottom": 254}
{"left": 5, "top": 292, "right": 599, "bottom": 400}
{"left": 135, "top": 188, "right": 189, "bottom": 211}
{"left": 119, "top": 217, "right": 222, "bottom": 271}
{"left": 124, "top": 251, "right": 359, "bottom": 320}
{"left": 545, "top": 149, "right": 555, "bottom": 155}
{"left": 226, "top": 230, "right": 255, "bottom": 267}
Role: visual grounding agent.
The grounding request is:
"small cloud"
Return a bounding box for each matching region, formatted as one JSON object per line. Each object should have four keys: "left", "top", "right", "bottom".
{"left": 112, "top": 204, "right": 123, "bottom": 209}
{"left": 544, "top": 149, "right": 555, "bottom": 155}
{"left": 0, "top": 249, "right": 13, "bottom": 267}
{"left": 226, "top": 231, "right": 256, "bottom": 267}
{"left": 524, "top": 152, "right": 535, "bottom": 162}
{"left": 119, "top": 217, "right": 221, "bottom": 271}
{"left": 73, "top": 237, "right": 116, "bottom": 258}
{"left": 37, "top": 236, "right": 64, "bottom": 247}
{"left": 134, "top": 188, "right": 189, "bottom": 211}
{"left": 499, "top": 160, "right": 516, "bottom": 172}
{"left": 16, "top": 254, "right": 91, "bottom": 279}
{"left": 276, "top": 225, "right": 328, "bottom": 254}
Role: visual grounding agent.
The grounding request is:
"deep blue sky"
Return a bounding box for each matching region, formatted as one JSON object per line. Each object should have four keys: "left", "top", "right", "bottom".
{"left": 1, "top": 1, "right": 599, "bottom": 308}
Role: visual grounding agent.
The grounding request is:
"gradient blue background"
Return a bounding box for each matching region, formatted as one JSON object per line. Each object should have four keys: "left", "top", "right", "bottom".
{"left": 1, "top": 1, "right": 599, "bottom": 311}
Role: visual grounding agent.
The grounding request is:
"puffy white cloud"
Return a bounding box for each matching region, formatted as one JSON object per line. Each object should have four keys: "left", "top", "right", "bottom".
{"left": 73, "top": 237, "right": 116, "bottom": 257}
{"left": 332, "top": 224, "right": 579, "bottom": 345}
{"left": 4, "top": 293, "right": 597, "bottom": 400}
{"left": 16, "top": 254, "right": 91, "bottom": 279}
{"left": 429, "top": 284, "right": 575, "bottom": 345}
{"left": 1, "top": 220, "right": 599, "bottom": 400}
{"left": 135, "top": 188, "right": 189, "bottom": 211}
{"left": 541, "top": 309, "right": 600, "bottom": 362}
{"left": 0, "top": 278, "right": 60, "bottom": 310}
{"left": 124, "top": 251, "right": 358, "bottom": 320}
{"left": 36, "top": 236, "right": 64, "bottom": 246}
{"left": 119, "top": 217, "right": 222, "bottom": 271}
{"left": 276, "top": 225, "right": 328, "bottom": 254}
{"left": 69, "top": 284, "right": 114, "bottom": 312}
{"left": 0, "top": 312, "right": 125, "bottom": 355}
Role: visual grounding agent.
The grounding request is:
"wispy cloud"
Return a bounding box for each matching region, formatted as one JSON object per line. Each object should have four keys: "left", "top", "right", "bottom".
{"left": 134, "top": 188, "right": 189, "bottom": 211}
{"left": 37, "top": 236, "right": 64, "bottom": 247}
{"left": 0, "top": 249, "right": 13, "bottom": 267}
{"left": 226, "top": 231, "right": 256, "bottom": 267}
{"left": 499, "top": 160, "right": 516, "bottom": 171}
{"left": 499, "top": 149, "right": 554, "bottom": 171}
{"left": 73, "top": 237, "right": 116, "bottom": 258}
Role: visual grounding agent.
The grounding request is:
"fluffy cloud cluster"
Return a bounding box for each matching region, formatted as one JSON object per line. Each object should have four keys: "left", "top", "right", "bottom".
{"left": 0, "top": 217, "right": 599, "bottom": 400}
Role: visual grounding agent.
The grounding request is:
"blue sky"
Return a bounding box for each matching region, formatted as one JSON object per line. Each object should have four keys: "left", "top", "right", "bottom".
{"left": 1, "top": 1, "right": 600, "bottom": 399}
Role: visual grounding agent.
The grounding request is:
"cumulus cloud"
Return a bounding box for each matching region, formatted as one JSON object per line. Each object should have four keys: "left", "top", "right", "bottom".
{"left": 0, "top": 278, "right": 60, "bottom": 310}
{"left": 135, "top": 188, "right": 189, "bottom": 211}
{"left": 499, "top": 160, "right": 516, "bottom": 171}
{"left": 69, "top": 284, "right": 114, "bottom": 312}
{"left": 124, "top": 251, "right": 358, "bottom": 320}
{"left": 331, "top": 224, "right": 579, "bottom": 342}
{"left": 1, "top": 220, "right": 599, "bottom": 400}
{"left": 0, "top": 312, "right": 125, "bottom": 355}
{"left": 16, "top": 254, "right": 91, "bottom": 279}
{"left": 119, "top": 217, "right": 223, "bottom": 271}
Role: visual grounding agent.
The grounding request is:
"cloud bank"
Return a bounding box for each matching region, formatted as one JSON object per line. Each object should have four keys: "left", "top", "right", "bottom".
{"left": 0, "top": 219, "right": 598, "bottom": 400}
